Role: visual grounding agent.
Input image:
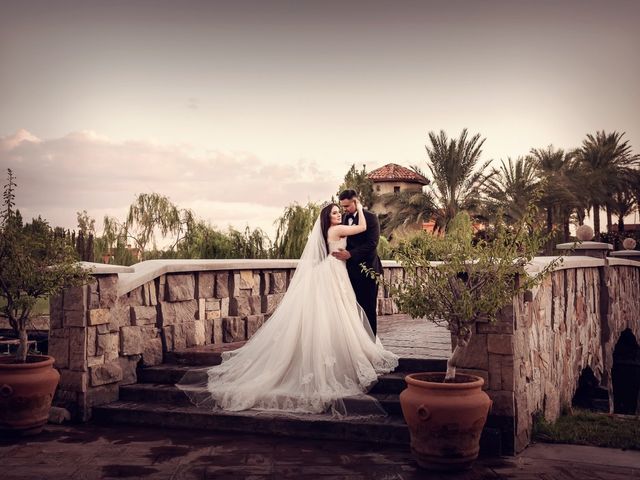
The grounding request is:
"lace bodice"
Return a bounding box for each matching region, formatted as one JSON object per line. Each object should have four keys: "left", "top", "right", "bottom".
{"left": 327, "top": 237, "right": 347, "bottom": 253}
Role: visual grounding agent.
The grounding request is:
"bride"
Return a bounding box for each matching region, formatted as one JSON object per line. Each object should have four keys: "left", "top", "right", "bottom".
{"left": 177, "top": 199, "right": 398, "bottom": 415}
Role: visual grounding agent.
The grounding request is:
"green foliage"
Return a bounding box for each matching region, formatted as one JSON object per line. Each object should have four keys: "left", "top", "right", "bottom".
{"left": 530, "top": 145, "right": 583, "bottom": 241}
{"left": 273, "top": 202, "right": 320, "bottom": 259}
{"left": 573, "top": 131, "right": 640, "bottom": 239}
{"left": 377, "top": 235, "right": 393, "bottom": 260}
{"left": 125, "top": 192, "right": 194, "bottom": 252}
{"left": 424, "top": 128, "right": 493, "bottom": 231}
{"left": 483, "top": 157, "right": 541, "bottom": 225}
{"left": 162, "top": 220, "right": 271, "bottom": 260}
{"left": 383, "top": 207, "right": 560, "bottom": 341}
{"left": 228, "top": 227, "right": 272, "bottom": 259}
{"left": 379, "top": 190, "right": 436, "bottom": 237}
{"left": 533, "top": 409, "right": 640, "bottom": 450}
{"left": 0, "top": 169, "right": 88, "bottom": 362}
{"left": 75, "top": 210, "right": 96, "bottom": 262}
{"left": 337, "top": 164, "right": 375, "bottom": 209}
{"left": 601, "top": 230, "right": 640, "bottom": 251}
{"left": 77, "top": 209, "right": 96, "bottom": 236}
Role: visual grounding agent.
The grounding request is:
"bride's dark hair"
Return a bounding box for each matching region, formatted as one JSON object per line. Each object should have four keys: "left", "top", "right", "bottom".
{"left": 320, "top": 203, "right": 338, "bottom": 254}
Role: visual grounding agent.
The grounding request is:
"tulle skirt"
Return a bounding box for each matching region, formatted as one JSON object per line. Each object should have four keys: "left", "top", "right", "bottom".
{"left": 176, "top": 256, "right": 399, "bottom": 415}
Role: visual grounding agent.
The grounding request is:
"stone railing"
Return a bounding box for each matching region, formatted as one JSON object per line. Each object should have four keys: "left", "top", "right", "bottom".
{"left": 49, "top": 259, "right": 405, "bottom": 420}
{"left": 49, "top": 256, "right": 640, "bottom": 455}
{"left": 453, "top": 255, "right": 640, "bottom": 453}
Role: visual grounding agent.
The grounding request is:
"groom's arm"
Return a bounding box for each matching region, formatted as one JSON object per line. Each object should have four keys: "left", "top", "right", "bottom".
{"left": 348, "top": 211, "right": 380, "bottom": 265}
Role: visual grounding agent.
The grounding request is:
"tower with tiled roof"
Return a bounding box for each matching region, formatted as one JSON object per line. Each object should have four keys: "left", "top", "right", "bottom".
{"left": 367, "top": 163, "right": 429, "bottom": 215}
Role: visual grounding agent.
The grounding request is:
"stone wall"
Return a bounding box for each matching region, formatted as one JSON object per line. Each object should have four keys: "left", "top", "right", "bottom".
{"left": 49, "top": 261, "right": 405, "bottom": 420}
{"left": 512, "top": 267, "right": 604, "bottom": 452}
{"left": 601, "top": 263, "right": 640, "bottom": 400}
{"left": 450, "top": 257, "right": 640, "bottom": 454}
{"left": 509, "top": 259, "right": 640, "bottom": 452}
{"left": 48, "top": 257, "right": 640, "bottom": 455}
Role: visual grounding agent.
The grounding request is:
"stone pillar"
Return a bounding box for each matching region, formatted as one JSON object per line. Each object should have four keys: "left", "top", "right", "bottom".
{"left": 456, "top": 304, "right": 516, "bottom": 455}
{"left": 49, "top": 265, "right": 164, "bottom": 420}
{"left": 556, "top": 225, "right": 613, "bottom": 259}
{"left": 556, "top": 241, "right": 613, "bottom": 259}
{"left": 610, "top": 237, "right": 640, "bottom": 262}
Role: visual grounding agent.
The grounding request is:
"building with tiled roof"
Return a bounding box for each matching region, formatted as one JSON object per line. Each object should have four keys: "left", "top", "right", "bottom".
{"left": 367, "top": 163, "right": 429, "bottom": 215}
{"left": 367, "top": 163, "right": 429, "bottom": 185}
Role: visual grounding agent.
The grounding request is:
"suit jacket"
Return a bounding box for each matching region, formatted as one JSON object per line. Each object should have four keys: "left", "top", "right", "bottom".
{"left": 343, "top": 210, "right": 383, "bottom": 276}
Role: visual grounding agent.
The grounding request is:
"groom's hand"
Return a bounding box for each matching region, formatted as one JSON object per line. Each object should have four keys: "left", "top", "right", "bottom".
{"left": 332, "top": 249, "right": 351, "bottom": 261}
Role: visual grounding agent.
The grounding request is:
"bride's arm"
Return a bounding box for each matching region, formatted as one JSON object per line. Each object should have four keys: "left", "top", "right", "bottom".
{"left": 330, "top": 200, "right": 367, "bottom": 238}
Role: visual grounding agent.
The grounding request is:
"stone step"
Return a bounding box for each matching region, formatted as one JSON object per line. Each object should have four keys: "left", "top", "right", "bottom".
{"left": 370, "top": 372, "right": 409, "bottom": 395}
{"left": 120, "top": 383, "right": 191, "bottom": 406}
{"left": 93, "top": 401, "right": 410, "bottom": 445}
{"left": 163, "top": 341, "right": 246, "bottom": 366}
{"left": 137, "top": 365, "right": 408, "bottom": 395}
{"left": 137, "top": 359, "right": 447, "bottom": 395}
{"left": 397, "top": 357, "right": 447, "bottom": 372}
{"left": 163, "top": 343, "right": 448, "bottom": 371}
{"left": 137, "top": 364, "right": 194, "bottom": 384}
{"left": 94, "top": 399, "right": 501, "bottom": 455}
{"left": 119, "top": 383, "right": 405, "bottom": 417}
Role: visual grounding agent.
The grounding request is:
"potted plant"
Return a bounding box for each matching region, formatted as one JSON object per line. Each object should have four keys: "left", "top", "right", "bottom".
{"left": 0, "top": 169, "right": 87, "bottom": 435}
{"left": 373, "top": 208, "right": 560, "bottom": 470}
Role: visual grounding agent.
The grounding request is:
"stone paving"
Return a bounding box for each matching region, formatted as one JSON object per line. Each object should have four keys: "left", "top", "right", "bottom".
{"left": 2, "top": 423, "right": 640, "bottom": 479}
{"left": 171, "top": 314, "right": 452, "bottom": 361}
{"left": 377, "top": 314, "right": 451, "bottom": 359}
{"left": 5, "top": 315, "right": 640, "bottom": 478}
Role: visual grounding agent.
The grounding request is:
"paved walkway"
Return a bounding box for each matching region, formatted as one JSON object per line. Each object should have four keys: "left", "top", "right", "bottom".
{"left": 2, "top": 423, "right": 639, "bottom": 479}
{"left": 171, "top": 314, "right": 452, "bottom": 362}
{"left": 378, "top": 314, "right": 451, "bottom": 359}
{"left": 5, "top": 315, "right": 638, "bottom": 478}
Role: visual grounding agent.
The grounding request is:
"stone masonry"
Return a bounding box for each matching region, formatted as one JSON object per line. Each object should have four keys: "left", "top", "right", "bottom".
{"left": 48, "top": 258, "right": 640, "bottom": 454}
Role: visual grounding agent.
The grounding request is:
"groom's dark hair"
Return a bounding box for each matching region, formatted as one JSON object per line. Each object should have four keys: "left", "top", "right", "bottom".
{"left": 338, "top": 189, "right": 357, "bottom": 201}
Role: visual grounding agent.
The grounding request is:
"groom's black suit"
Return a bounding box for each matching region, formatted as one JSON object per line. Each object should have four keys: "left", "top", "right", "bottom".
{"left": 343, "top": 210, "right": 383, "bottom": 336}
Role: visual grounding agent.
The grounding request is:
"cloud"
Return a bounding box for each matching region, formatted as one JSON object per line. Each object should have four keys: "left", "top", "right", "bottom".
{"left": 0, "top": 129, "right": 339, "bottom": 237}
{"left": 0, "top": 128, "right": 41, "bottom": 151}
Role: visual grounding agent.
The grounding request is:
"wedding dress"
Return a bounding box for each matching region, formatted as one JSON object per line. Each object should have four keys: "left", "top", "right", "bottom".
{"left": 177, "top": 217, "right": 399, "bottom": 415}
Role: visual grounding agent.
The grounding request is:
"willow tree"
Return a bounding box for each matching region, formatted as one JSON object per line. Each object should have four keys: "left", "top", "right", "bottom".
{"left": 126, "top": 193, "right": 191, "bottom": 253}
{"left": 273, "top": 202, "right": 320, "bottom": 259}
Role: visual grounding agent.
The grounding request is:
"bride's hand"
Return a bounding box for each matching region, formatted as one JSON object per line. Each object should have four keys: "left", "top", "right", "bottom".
{"left": 355, "top": 198, "right": 363, "bottom": 211}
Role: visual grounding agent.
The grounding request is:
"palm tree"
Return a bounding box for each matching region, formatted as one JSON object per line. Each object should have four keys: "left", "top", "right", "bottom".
{"left": 423, "top": 129, "right": 493, "bottom": 231}
{"left": 573, "top": 131, "right": 639, "bottom": 240}
{"left": 482, "top": 157, "right": 540, "bottom": 225}
{"left": 379, "top": 189, "right": 436, "bottom": 236}
{"left": 610, "top": 188, "right": 636, "bottom": 233}
{"left": 530, "top": 146, "right": 582, "bottom": 241}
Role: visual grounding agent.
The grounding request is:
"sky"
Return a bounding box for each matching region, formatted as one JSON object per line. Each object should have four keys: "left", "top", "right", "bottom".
{"left": 1, "top": 0, "right": 639, "bottom": 239}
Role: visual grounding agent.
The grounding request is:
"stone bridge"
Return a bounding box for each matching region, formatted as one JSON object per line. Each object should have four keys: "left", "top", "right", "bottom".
{"left": 48, "top": 255, "right": 640, "bottom": 453}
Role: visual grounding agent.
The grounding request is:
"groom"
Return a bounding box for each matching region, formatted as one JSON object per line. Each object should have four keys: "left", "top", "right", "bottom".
{"left": 332, "top": 189, "right": 383, "bottom": 336}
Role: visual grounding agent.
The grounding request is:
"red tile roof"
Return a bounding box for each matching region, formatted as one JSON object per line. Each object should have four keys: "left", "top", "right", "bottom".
{"left": 367, "top": 163, "right": 429, "bottom": 184}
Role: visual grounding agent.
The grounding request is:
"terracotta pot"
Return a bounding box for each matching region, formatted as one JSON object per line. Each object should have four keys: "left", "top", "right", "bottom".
{"left": 400, "top": 372, "right": 491, "bottom": 471}
{"left": 0, "top": 354, "right": 60, "bottom": 435}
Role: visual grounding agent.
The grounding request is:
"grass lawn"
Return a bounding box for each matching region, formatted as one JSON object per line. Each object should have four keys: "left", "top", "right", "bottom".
{"left": 533, "top": 409, "right": 640, "bottom": 450}
{"left": 0, "top": 296, "right": 50, "bottom": 316}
